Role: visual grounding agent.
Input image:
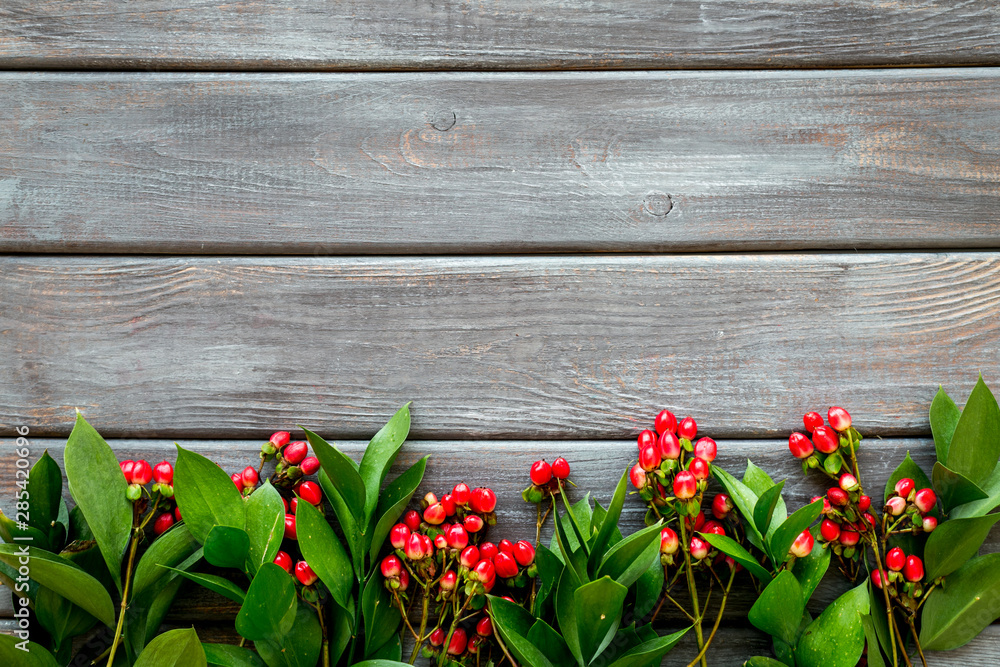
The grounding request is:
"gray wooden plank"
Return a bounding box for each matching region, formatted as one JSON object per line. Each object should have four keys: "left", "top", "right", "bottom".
{"left": 2, "top": 254, "right": 999, "bottom": 439}
{"left": 2, "top": 70, "right": 999, "bottom": 254}
{"left": 2, "top": 2, "right": 1000, "bottom": 70}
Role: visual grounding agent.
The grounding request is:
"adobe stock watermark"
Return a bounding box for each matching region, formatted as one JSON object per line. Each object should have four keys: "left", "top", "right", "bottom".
{"left": 11, "top": 425, "right": 33, "bottom": 651}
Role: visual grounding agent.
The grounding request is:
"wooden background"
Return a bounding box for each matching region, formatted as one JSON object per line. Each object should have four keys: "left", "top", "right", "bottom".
{"left": 1, "top": 2, "right": 999, "bottom": 665}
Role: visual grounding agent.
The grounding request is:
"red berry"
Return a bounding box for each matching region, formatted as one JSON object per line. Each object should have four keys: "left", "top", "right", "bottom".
{"left": 639, "top": 444, "right": 661, "bottom": 472}
{"left": 473, "top": 560, "right": 495, "bottom": 583}
{"left": 290, "top": 497, "right": 298, "bottom": 514}
{"left": 498, "top": 539, "right": 514, "bottom": 555}
{"left": 429, "top": 628, "right": 446, "bottom": 647}
{"left": 811, "top": 495, "right": 833, "bottom": 514}
{"left": 655, "top": 409, "right": 678, "bottom": 435}
{"left": 398, "top": 569, "right": 409, "bottom": 591}
{"left": 242, "top": 466, "right": 259, "bottom": 489}
{"left": 658, "top": 431, "right": 681, "bottom": 460}
{"left": 693, "top": 437, "right": 717, "bottom": 463}
{"left": 700, "top": 520, "right": 725, "bottom": 536}
{"left": 839, "top": 473, "right": 858, "bottom": 491}
{"left": 790, "top": 530, "right": 814, "bottom": 557}
{"left": 295, "top": 561, "right": 318, "bottom": 586}
{"left": 820, "top": 519, "right": 841, "bottom": 542}
{"left": 894, "top": 478, "right": 915, "bottom": 499}
{"left": 712, "top": 494, "right": 733, "bottom": 519}
{"left": 660, "top": 527, "right": 679, "bottom": 554}
{"left": 811, "top": 426, "right": 839, "bottom": 454}
{"left": 914, "top": 488, "right": 937, "bottom": 513}
{"left": 513, "top": 540, "right": 535, "bottom": 566}
{"left": 274, "top": 551, "right": 293, "bottom": 574}
{"left": 629, "top": 463, "right": 647, "bottom": 489}
{"left": 405, "top": 533, "right": 427, "bottom": 561}
{"left": 788, "top": 432, "right": 814, "bottom": 459}
{"left": 153, "top": 513, "right": 175, "bottom": 536}
{"left": 839, "top": 530, "right": 860, "bottom": 547}
{"left": 389, "top": 523, "right": 410, "bottom": 549}
{"left": 530, "top": 460, "right": 553, "bottom": 486}
{"left": 477, "top": 542, "right": 496, "bottom": 561}
{"left": 871, "top": 569, "right": 884, "bottom": 589}
{"left": 423, "top": 503, "right": 446, "bottom": 525}
{"left": 446, "top": 524, "right": 469, "bottom": 550}
{"left": 803, "top": 412, "right": 824, "bottom": 433}
{"left": 299, "top": 456, "right": 320, "bottom": 476}
{"left": 452, "top": 482, "right": 471, "bottom": 506}
{"left": 552, "top": 457, "right": 570, "bottom": 479}
{"left": 231, "top": 472, "right": 244, "bottom": 489}
{"left": 132, "top": 460, "right": 153, "bottom": 486}
{"left": 476, "top": 616, "right": 493, "bottom": 637}
{"left": 447, "top": 628, "right": 468, "bottom": 656}
{"left": 673, "top": 471, "right": 697, "bottom": 499}
{"left": 494, "top": 552, "right": 519, "bottom": 578}
{"left": 459, "top": 546, "right": 479, "bottom": 568}
{"left": 281, "top": 497, "right": 289, "bottom": 513}
{"left": 292, "top": 481, "right": 320, "bottom": 507}
{"left": 470, "top": 488, "right": 497, "bottom": 514}
{"left": 270, "top": 431, "right": 291, "bottom": 448}
{"left": 857, "top": 495, "right": 872, "bottom": 512}
{"left": 678, "top": 416, "right": 698, "bottom": 440}
{"left": 886, "top": 547, "right": 905, "bottom": 571}
{"left": 120, "top": 460, "right": 135, "bottom": 483}
{"left": 283, "top": 441, "right": 308, "bottom": 465}
{"left": 903, "top": 555, "right": 924, "bottom": 582}
{"left": 152, "top": 461, "right": 174, "bottom": 485}
{"left": 434, "top": 533, "right": 447, "bottom": 550}
{"left": 283, "top": 514, "right": 297, "bottom": 540}
{"left": 439, "top": 570, "right": 457, "bottom": 591}
{"left": 885, "top": 497, "right": 906, "bottom": 516}
{"left": 689, "top": 536, "right": 709, "bottom": 560}
{"left": 463, "top": 514, "right": 485, "bottom": 533}
{"left": 827, "top": 406, "right": 852, "bottom": 433}
{"left": 440, "top": 494, "right": 457, "bottom": 516}
{"left": 688, "top": 457, "right": 710, "bottom": 481}
{"left": 686, "top": 510, "right": 706, "bottom": 532}
{"left": 403, "top": 510, "right": 421, "bottom": 532}
{"left": 637, "top": 429, "right": 658, "bottom": 450}
{"left": 923, "top": 516, "right": 938, "bottom": 532}
{"left": 827, "top": 487, "right": 849, "bottom": 507}
{"left": 174, "top": 507, "right": 182, "bottom": 522}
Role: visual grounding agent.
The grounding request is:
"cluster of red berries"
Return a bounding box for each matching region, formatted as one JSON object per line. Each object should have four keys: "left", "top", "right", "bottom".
{"left": 657, "top": 490, "right": 736, "bottom": 566}
{"left": 259, "top": 431, "right": 321, "bottom": 486}
{"left": 787, "top": 406, "right": 855, "bottom": 464}
{"left": 522, "top": 457, "right": 571, "bottom": 503}
{"left": 814, "top": 472, "right": 875, "bottom": 558}
{"left": 629, "top": 410, "right": 716, "bottom": 509}
{"left": 425, "top": 615, "right": 495, "bottom": 659}
{"left": 885, "top": 478, "right": 938, "bottom": 533}
{"left": 119, "top": 458, "right": 180, "bottom": 537}
{"left": 872, "top": 547, "right": 927, "bottom": 600}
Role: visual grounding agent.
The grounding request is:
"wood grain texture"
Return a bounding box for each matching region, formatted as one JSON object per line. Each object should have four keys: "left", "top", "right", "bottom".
{"left": 1, "top": 2, "right": 1000, "bottom": 70}
{"left": 2, "top": 254, "right": 999, "bottom": 438}
{"left": 2, "top": 70, "right": 1000, "bottom": 254}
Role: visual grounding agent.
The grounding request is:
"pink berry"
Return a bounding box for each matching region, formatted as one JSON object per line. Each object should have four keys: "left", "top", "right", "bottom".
{"left": 494, "top": 552, "right": 519, "bottom": 578}
{"left": 440, "top": 494, "right": 457, "bottom": 516}
{"left": 447, "top": 628, "right": 468, "bottom": 656}
{"left": 629, "top": 463, "right": 647, "bottom": 489}
{"left": 673, "top": 471, "right": 697, "bottom": 499}
{"left": 463, "top": 514, "right": 485, "bottom": 533}
{"left": 827, "top": 406, "right": 852, "bottom": 433}
{"left": 655, "top": 409, "right": 678, "bottom": 435}
{"left": 689, "top": 536, "right": 709, "bottom": 560}
{"left": 429, "top": 628, "right": 446, "bottom": 647}
{"left": 403, "top": 510, "right": 421, "bottom": 532}
{"left": 498, "top": 539, "right": 514, "bottom": 554}
{"left": 827, "top": 487, "right": 849, "bottom": 507}
{"left": 446, "top": 524, "right": 469, "bottom": 550}
{"left": 295, "top": 561, "right": 318, "bottom": 586}
{"left": 839, "top": 530, "right": 860, "bottom": 547}
{"left": 389, "top": 524, "right": 410, "bottom": 549}
{"left": 811, "top": 426, "right": 839, "bottom": 454}
{"left": 242, "top": 466, "right": 259, "bottom": 489}
{"left": 552, "top": 457, "right": 571, "bottom": 479}
{"left": 700, "top": 520, "right": 725, "bottom": 536}
{"left": 688, "top": 457, "right": 710, "bottom": 481}
{"left": 470, "top": 488, "right": 497, "bottom": 514}
{"left": 693, "top": 437, "right": 717, "bottom": 463}
{"left": 529, "top": 460, "right": 553, "bottom": 486}
{"left": 659, "top": 431, "right": 681, "bottom": 460}
{"left": 839, "top": 473, "right": 858, "bottom": 491}
{"left": 459, "top": 546, "right": 480, "bottom": 568}
{"left": 639, "top": 444, "right": 661, "bottom": 472}
{"left": 283, "top": 441, "right": 308, "bottom": 465}
{"left": 479, "top": 541, "right": 498, "bottom": 560}
{"left": 476, "top": 616, "right": 493, "bottom": 637}
{"left": 885, "top": 496, "right": 906, "bottom": 516}
{"left": 922, "top": 516, "right": 937, "bottom": 532}
{"left": 472, "top": 560, "right": 495, "bottom": 583}
{"left": 452, "top": 482, "right": 471, "bottom": 506}
{"left": 803, "top": 412, "right": 824, "bottom": 433}
{"left": 914, "top": 488, "right": 937, "bottom": 513}
{"left": 820, "top": 519, "right": 841, "bottom": 542}
{"left": 857, "top": 495, "right": 872, "bottom": 512}
{"left": 637, "top": 429, "right": 658, "bottom": 451}
{"left": 299, "top": 456, "right": 320, "bottom": 476}
{"left": 439, "top": 570, "right": 457, "bottom": 591}
{"left": 894, "top": 478, "right": 915, "bottom": 499}
{"left": 270, "top": 431, "right": 291, "bottom": 448}
{"left": 513, "top": 541, "right": 535, "bottom": 566}
{"left": 871, "top": 569, "right": 883, "bottom": 589}
{"left": 678, "top": 416, "right": 697, "bottom": 440}
{"left": 283, "top": 514, "right": 297, "bottom": 540}
{"left": 660, "top": 527, "right": 679, "bottom": 554}
{"left": 423, "top": 503, "right": 446, "bottom": 525}
{"left": 789, "top": 530, "right": 814, "bottom": 558}
{"left": 120, "top": 460, "right": 135, "bottom": 483}
{"left": 174, "top": 507, "right": 182, "bottom": 522}
{"left": 788, "top": 432, "right": 814, "bottom": 459}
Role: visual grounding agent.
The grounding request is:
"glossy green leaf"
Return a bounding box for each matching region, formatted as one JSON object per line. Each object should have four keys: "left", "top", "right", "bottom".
{"left": 318, "top": 469, "right": 362, "bottom": 577}
{"left": 63, "top": 413, "right": 132, "bottom": 592}
{"left": 554, "top": 505, "right": 588, "bottom": 583}
{"left": 743, "top": 461, "right": 777, "bottom": 496}
{"left": 0, "top": 635, "right": 59, "bottom": 667}
{"left": 605, "top": 627, "right": 688, "bottom": 667}
{"left": 767, "top": 499, "right": 823, "bottom": 568}
{"left": 328, "top": 603, "right": 354, "bottom": 665}
{"left": 203, "top": 643, "right": 267, "bottom": 667}
{"left": 35, "top": 585, "right": 97, "bottom": 651}
{"left": 589, "top": 470, "right": 628, "bottom": 571}
{"left": 533, "top": 543, "right": 563, "bottom": 617}
{"left": 68, "top": 504, "right": 93, "bottom": 543}
{"left": 744, "top": 658, "right": 790, "bottom": 667}
{"left": 26, "top": 451, "right": 62, "bottom": 533}
{"left": 174, "top": 445, "right": 246, "bottom": 544}
{"left": 527, "top": 619, "right": 573, "bottom": 666}
{"left": 259, "top": 604, "right": 323, "bottom": 667}
{"left": 559, "top": 489, "right": 591, "bottom": 556}
{"left": 161, "top": 566, "right": 246, "bottom": 603}
{"left": 204, "top": 525, "right": 251, "bottom": 570}
{"left": 795, "top": 583, "right": 869, "bottom": 667}
{"left": 932, "top": 462, "right": 989, "bottom": 513}
{"left": 633, "top": 556, "right": 664, "bottom": 619}
{"left": 920, "top": 552, "right": 1000, "bottom": 650}
{"left": 489, "top": 596, "right": 556, "bottom": 667}
{"left": 352, "top": 662, "right": 419, "bottom": 667}
{"left": 126, "top": 547, "right": 202, "bottom": 657}
{"left": 368, "top": 635, "right": 402, "bottom": 661}
{"left": 363, "top": 574, "right": 401, "bottom": 657}
{"left": 749, "top": 571, "right": 804, "bottom": 645}
{"left": 861, "top": 614, "right": 886, "bottom": 667}
{"left": 132, "top": 523, "right": 199, "bottom": 597}
{"left": 236, "top": 563, "right": 297, "bottom": 642}
{"left": 868, "top": 582, "right": 894, "bottom": 666}
{"left": 947, "top": 376, "right": 1000, "bottom": 485}
{"left": 245, "top": 481, "right": 285, "bottom": 575}
{"left": 713, "top": 466, "right": 764, "bottom": 545}
{"left": 0, "top": 544, "right": 115, "bottom": 627}
{"left": 0, "top": 509, "right": 51, "bottom": 551}
{"left": 754, "top": 481, "right": 786, "bottom": 537}
{"left": 576, "top": 576, "right": 629, "bottom": 664}
{"left": 556, "top": 566, "right": 584, "bottom": 665}
{"left": 597, "top": 522, "right": 662, "bottom": 587}
{"left": 931, "top": 386, "right": 961, "bottom": 464}
{"left": 952, "top": 464, "right": 1000, "bottom": 519}
{"left": 134, "top": 628, "right": 207, "bottom": 667}
{"left": 358, "top": 403, "right": 411, "bottom": 521}
{"left": 884, "top": 451, "right": 934, "bottom": 504}
{"left": 700, "top": 533, "right": 772, "bottom": 582}
{"left": 367, "top": 456, "right": 428, "bottom": 565}
{"left": 925, "top": 513, "right": 1000, "bottom": 580}
{"left": 295, "top": 498, "right": 353, "bottom": 608}
{"left": 791, "top": 537, "right": 831, "bottom": 603}
{"left": 301, "top": 427, "right": 366, "bottom": 523}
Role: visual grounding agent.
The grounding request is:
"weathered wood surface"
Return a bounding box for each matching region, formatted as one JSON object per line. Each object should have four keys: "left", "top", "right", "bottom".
{"left": 2, "top": 71, "right": 1000, "bottom": 254}
{"left": 2, "top": 2, "right": 1000, "bottom": 70}
{"left": 2, "top": 254, "right": 999, "bottom": 438}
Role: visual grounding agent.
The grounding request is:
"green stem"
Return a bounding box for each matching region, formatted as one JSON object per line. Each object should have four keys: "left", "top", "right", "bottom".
{"left": 107, "top": 497, "right": 160, "bottom": 667}
{"left": 678, "top": 520, "right": 706, "bottom": 667}
{"left": 409, "top": 592, "right": 430, "bottom": 664}
{"left": 684, "top": 566, "right": 735, "bottom": 667}
{"left": 869, "top": 537, "right": 900, "bottom": 667}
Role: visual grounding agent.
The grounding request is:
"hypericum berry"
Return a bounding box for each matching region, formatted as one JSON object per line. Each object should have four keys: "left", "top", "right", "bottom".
{"left": 839, "top": 473, "right": 859, "bottom": 492}
{"left": 476, "top": 616, "right": 493, "bottom": 637}
{"left": 472, "top": 560, "right": 495, "bottom": 583}
{"left": 390, "top": 523, "right": 410, "bottom": 549}
{"left": 857, "top": 495, "right": 872, "bottom": 512}
{"left": 827, "top": 406, "right": 852, "bottom": 433}
{"left": 923, "top": 516, "right": 938, "bottom": 532}
{"left": 429, "top": 628, "right": 446, "bottom": 647}
{"left": 152, "top": 461, "right": 174, "bottom": 485}
{"left": 470, "top": 488, "right": 497, "bottom": 514}
{"left": 174, "top": 507, "right": 182, "bottom": 522}
{"left": 811, "top": 495, "right": 833, "bottom": 514}
{"left": 498, "top": 539, "right": 514, "bottom": 555}
{"left": 894, "top": 478, "right": 915, "bottom": 499}
{"left": 132, "top": 460, "right": 153, "bottom": 486}
{"left": 231, "top": 472, "right": 244, "bottom": 489}
{"left": 405, "top": 533, "right": 427, "bottom": 560}
{"left": 513, "top": 541, "right": 535, "bottom": 566}
{"left": 459, "top": 546, "right": 480, "bottom": 569}
{"left": 479, "top": 542, "right": 499, "bottom": 560}
{"left": 423, "top": 503, "right": 446, "bottom": 525}
{"left": 914, "top": 488, "right": 937, "bottom": 513}
{"left": 639, "top": 444, "right": 661, "bottom": 472}
{"left": 686, "top": 510, "right": 706, "bottom": 532}
{"left": 712, "top": 494, "right": 733, "bottom": 519}
{"left": 904, "top": 555, "right": 924, "bottom": 582}
{"left": 839, "top": 530, "right": 860, "bottom": 547}
{"left": 885, "top": 497, "right": 906, "bottom": 516}
{"left": 629, "top": 464, "right": 647, "bottom": 489}
{"left": 660, "top": 527, "right": 679, "bottom": 554}
{"left": 423, "top": 492, "right": 439, "bottom": 507}
{"left": 398, "top": 569, "right": 410, "bottom": 591}
{"left": 673, "top": 471, "right": 697, "bottom": 499}
{"left": 693, "top": 437, "right": 717, "bottom": 463}
{"left": 452, "top": 482, "right": 472, "bottom": 506}
{"left": 448, "top": 628, "right": 468, "bottom": 656}
{"left": 299, "top": 456, "right": 320, "bottom": 476}
{"left": 283, "top": 441, "right": 308, "bottom": 465}
{"left": 700, "top": 520, "right": 725, "bottom": 536}
{"left": 688, "top": 457, "right": 710, "bottom": 481}
{"left": 446, "top": 524, "right": 469, "bottom": 550}
{"left": 439, "top": 570, "right": 457, "bottom": 591}
{"left": 552, "top": 457, "right": 571, "bottom": 479}
{"left": 464, "top": 514, "right": 485, "bottom": 533}
{"left": 788, "top": 432, "right": 814, "bottom": 459}
{"left": 120, "top": 460, "right": 136, "bottom": 483}
{"left": 820, "top": 519, "right": 841, "bottom": 542}
{"left": 655, "top": 409, "right": 678, "bottom": 434}
{"left": 871, "top": 569, "right": 884, "bottom": 589}
{"left": 295, "top": 561, "right": 318, "bottom": 586}
{"left": 790, "top": 530, "right": 814, "bottom": 558}
{"left": 239, "top": 466, "right": 258, "bottom": 489}
{"left": 494, "top": 552, "right": 519, "bottom": 578}
{"left": 530, "top": 460, "right": 553, "bottom": 486}
{"left": 803, "top": 411, "right": 824, "bottom": 433}
{"left": 827, "top": 487, "right": 849, "bottom": 506}
{"left": 153, "top": 513, "right": 175, "bottom": 536}
{"left": 638, "top": 429, "right": 658, "bottom": 450}
{"left": 403, "top": 510, "right": 421, "bottom": 532}
{"left": 274, "top": 551, "right": 293, "bottom": 574}
{"left": 440, "top": 494, "right": 457, "bottom": 516}
{"left": 689, "top": 536, "right": 709, "bottom": 560}
{"left": 433, "top": 533, "right": 447, "bottom": 550}
{"left": 659, "top": 431, "right": 681, "bottom": 460}
{"left": 678, "top": 416, "right": 698, "bottom": 441}
{"left": 886, "top": 547, "right": 905, "bottom": 571}
{"left": 289, "top": 497, "right": 298, "bottom": 514}
{"left": 270, "top": 431, "right": 291, "bottom": 449}
{"left": 284, "top": 514, "right": 297, "bottom": 540}
{"left": 812, "top": 426, "right": 839, "bottom": 454}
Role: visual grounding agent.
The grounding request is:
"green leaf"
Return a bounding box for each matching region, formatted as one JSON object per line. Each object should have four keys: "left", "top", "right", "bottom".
{"left": 367, "top": 456, "right": 428, "bottom": 565}
{"left": 204, "top": 525, "right": 251, "bottom": 570}
{"left": 203, "top": 643, "right": 267, "bottom": 667}
{"left": 919, "top": 553, "right": 1000, "bottom": 650}
{"left": 633, "top": 557, "right": 664, "bottom": 620}
{"left": 0, "top": 544, "right": 115, "bottom": 627}
{"left": 63, "top": 413, "right": 132, "bottom": 592}
{"left": 575, "top": 576, "right": 629, "bottom": 664}
{"left": 0, "top": 635, "right": 60, "bottom": 667}
{"left": 791, "top": 536, "right": 831, "bottom": 603}
{"left": 952, "top": 464, "right": 1000, "bottom": 519}
{"left": 353, "top": 662, "right": 421, "bottom": 667}
{"left": 713, "top": 466, "right": 764, "bottom": 545}
{"left": 174, "top": 445, "right": 246, "bottom": 543}
{"left": 533, "top": 543, "right": 563, "bottom": 617}
{"left": 754, "top": 481, "right": 786, "bottom": 537}
{"left": 0, "top": 509, "right": 51, "bottom": 551}
{"left": 559, "top": 489, "right": 591, "bottom": 556}
{"left": 932, "top": 462, "right": 989, "bottom": 513}
{"left": 556, "top": 566, "right": 584, "bottom": 665}
{"left": 700, "top": 533, "right": 772, "bottom": 583}
{"left": 931, "top": 386, "right": 961, "bottom": 464}
{"left": 527, "top": 619, "right": 573, "bottom": 666}
{"left": 884, "top": 451, "right": 933, "bottom": 504}
{"left": 553, "top": 505, "right": 588, "bottom": 583}
{"left": 795, "top": 583, "right": 869, "bottom": 667}
{"left": 744, "top": 659, "right": 791, "bottom": 667}
{"left": 489, "top": 596, "right": 557, "bottom": 667}
{"left": 295, "top": 498, "right": 353, "bottom": 609}
{"left": 363, "top": 574, "right": 401, "bottom": 657}
{"left": 134, "top": 628, "right": 207, "bottom": 667}
{"left": 236, "top": 563, "right": 297, "bottom": 642}
{"left": 318, "top": 469, "right": 362, "bottom": 577}
{"left": 26, "top": 451, "right": 62, "bottom": 533}
{"left": 132, "top": 523, "right": 199, "bottom": 598}
{"left": 161, "top": 566, "right": 247, "bottom": 603}
{"left": 824, "top": 452, "right": 844, "bottom": 476}
{"left": 245, "top": 481, "right": 285, "bottom": 575}
{"left": 868, "top": 582, "right": 894, "bottom": 666}
{"left": 924, "top": 513, "right": 1000, "bottom": 580}
{"left": 743, "top": 461, "right": 777, "bottom": 496}
{"left": 589, "top": 470, "right": 629, "bottom": 571}
{"left": 302, "top": 427, "right": 366, "bottom": 523}
{"left": 358, "top": 404, "right": 411, "bottom": 521}
{"left": 947, "top": 376, "right": 1000, "bottom": 485}
{"left": 605, "top": 628, "right": 689, "bottom": 667}
{"left": 597, "top": 522, "right": 662, "bottom": 587}
{"left": 862, "top": 614, "right": 886, "bottom": 667}
{"left": 35, "top": 585, "right": 97, "bottom": 651}
{"left": 767, "top": 499, "right": 823, "bottom": 568}
{"left": 266, "top": 604, "right": 322, "bottom": 667}
{"left": 749, "top": 571, "right": 804, "bottom": 645}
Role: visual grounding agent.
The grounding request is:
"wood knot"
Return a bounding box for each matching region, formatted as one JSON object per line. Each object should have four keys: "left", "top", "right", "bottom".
{"left": 644, "top": 192, "right": 673, "bottom": 217}
{"left": 430, "top": 110, "right": 457, "bottom": 132}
